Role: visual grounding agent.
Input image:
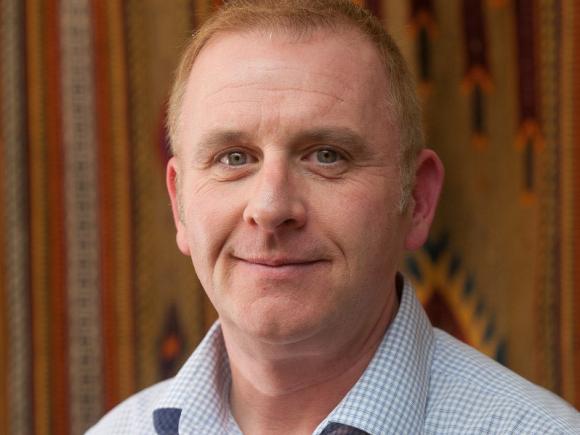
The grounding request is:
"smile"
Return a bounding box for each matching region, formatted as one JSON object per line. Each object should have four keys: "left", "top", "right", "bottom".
{"left": 233, "top": 256, "right": 328, "bottom": 278}
{"left": 237, "top": 257, "right": 323, "bottom": 267}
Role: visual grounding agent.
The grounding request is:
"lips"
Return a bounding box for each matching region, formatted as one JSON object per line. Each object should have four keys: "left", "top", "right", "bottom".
{"left": 235, "top": 256, "right": 323, "bottom": 267}
{"left": 230, "top": 254, "right": 329, "bottom": 282}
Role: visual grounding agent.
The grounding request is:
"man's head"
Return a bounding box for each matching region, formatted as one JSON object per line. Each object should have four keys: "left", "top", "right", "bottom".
{"left": 166, "top": 0, "right": 443, "bottom": 347}
{"left": 167, "top": 0, "right": 423, "bottom": 209}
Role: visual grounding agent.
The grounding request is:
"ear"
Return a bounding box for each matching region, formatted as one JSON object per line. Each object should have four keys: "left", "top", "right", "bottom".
{"left": 404, "top": 149, "right": 445, "bottom": 251}
{"left": 166, "top": 157, "right": 191, "bottom": 256}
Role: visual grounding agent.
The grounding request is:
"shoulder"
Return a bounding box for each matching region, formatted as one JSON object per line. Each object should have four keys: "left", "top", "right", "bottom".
{"left": 85, "top": 379, "right": 173, "bottom": 435}
{"left": 426, "top": 329, "right": 580, "bottom": 434}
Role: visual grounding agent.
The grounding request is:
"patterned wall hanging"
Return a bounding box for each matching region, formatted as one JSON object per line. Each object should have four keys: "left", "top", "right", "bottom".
{"left": 514, "top": 0, "right": 543, "bottom": 202}
{"left": 461, "top": 0, "right": 493, "bottom": 149}
{"left": 405, "top": 235, "right": 506, "bottom": 363}
{"left": 409, "top": 0, "right": 437, "bottom": 93}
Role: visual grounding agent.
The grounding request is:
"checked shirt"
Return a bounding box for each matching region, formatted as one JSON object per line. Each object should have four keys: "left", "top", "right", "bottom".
{"left": 88, "top": 278, "right": 579, "bottom": 434}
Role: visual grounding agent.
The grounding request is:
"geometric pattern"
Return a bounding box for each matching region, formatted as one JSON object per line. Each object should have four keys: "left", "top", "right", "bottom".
{"left": 405, "top": 235, "right": 507, "bottom": 365}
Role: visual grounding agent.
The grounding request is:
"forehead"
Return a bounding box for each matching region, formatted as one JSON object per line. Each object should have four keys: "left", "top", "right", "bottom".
{"left": 178, "top": 27, "right": 395, "bottom": 149}
{"left": 190, "top": 26, "right": 386, "bottom": 94}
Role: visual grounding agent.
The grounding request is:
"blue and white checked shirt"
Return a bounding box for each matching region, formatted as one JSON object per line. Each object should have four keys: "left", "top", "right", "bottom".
{"left": 88, "top": 278, "right": 579, "bottom": 434}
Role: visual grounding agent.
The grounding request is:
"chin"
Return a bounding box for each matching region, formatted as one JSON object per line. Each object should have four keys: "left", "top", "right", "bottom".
{"left": 233, "top": 302, "right": 325, "bottom": 345}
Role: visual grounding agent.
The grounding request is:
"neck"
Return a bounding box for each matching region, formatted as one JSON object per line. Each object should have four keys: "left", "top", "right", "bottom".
{"left": 223, "top": 287, "right": 399, "bottom": 435}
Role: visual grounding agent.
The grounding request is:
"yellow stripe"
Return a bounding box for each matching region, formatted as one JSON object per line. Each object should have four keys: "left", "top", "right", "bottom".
{"left": 107, "top": 0, "right": 136, "bottom": 400}
{"left": 383, "top": 1, "right": 414, "bottom": 81}
{"left": 536, "top": 0, "right": 561, "bottom": 393}
{"left": 125, "top": 0, "right": 157, "bottom": 388}
{"left": 0, "top": 8, "right": 8, "bottom": 426}
{"left": 559, "top": 0, "right": 576, "bottom": 405}
{"left": 26, "top": 0, "right": 51, "bottom": 433}
{"left": 0, "top": 133, "right": 8, "bottom": 435}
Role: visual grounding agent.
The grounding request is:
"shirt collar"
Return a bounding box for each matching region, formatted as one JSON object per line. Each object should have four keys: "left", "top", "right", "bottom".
{"left": 153, "top": 277, "right": 433, "bottom": 435}
{"left": 314, "top": 277, "right": 434, "bottom": 434}
{"left": 154, "top": 322, "right": 239, "bottom": 434}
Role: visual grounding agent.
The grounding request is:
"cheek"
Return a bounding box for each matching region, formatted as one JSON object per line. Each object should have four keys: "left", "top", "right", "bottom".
{"left": 313, "top": 181, "right": 404, "bottom": 264}
{"left": 315, "top": 179, "right": 401, "bottom": 234}
{"left": 181, "top": 184, "right": 242, "bottom": 272}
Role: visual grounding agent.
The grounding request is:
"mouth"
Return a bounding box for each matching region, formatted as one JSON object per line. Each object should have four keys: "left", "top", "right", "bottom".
{"left": 231, "top": 255, "right": 330, "bottom": 282}
{"left": 235, "top": 256, "right": 325, "bottom": 268}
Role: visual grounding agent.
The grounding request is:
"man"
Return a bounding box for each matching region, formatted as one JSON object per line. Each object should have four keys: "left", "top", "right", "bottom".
{"left": 89, "top": 1, "right": 579, "bottom": 433}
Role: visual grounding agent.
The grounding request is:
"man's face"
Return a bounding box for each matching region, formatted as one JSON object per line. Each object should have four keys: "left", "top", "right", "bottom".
{"left": 168, "top": 28, "right": 414, "bottom": 346}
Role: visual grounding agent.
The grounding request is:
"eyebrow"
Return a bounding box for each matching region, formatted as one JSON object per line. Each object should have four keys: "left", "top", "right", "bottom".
{"left": 196, "top": 130, "right": 252, "bottom": 153}
{"left": 288, "top": 127, "right": 370, "bottom": 156}
{"left": 193, "top": 126, "right": 372, "bottom": 160}
{"left": 191, "top": 130, "right": 252, "bottom": 165}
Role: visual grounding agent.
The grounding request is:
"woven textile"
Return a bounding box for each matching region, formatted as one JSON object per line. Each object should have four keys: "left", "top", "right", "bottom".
{"left": 1, "top": 1, "right": 579, "bottom": 433}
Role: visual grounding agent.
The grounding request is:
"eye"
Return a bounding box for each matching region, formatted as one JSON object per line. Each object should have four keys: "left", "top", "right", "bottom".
{"left": 314, "top": 148, "right": 342, "bottom": 164}
{"left": 218, "top": 150, "right": 251, "bottom": 166}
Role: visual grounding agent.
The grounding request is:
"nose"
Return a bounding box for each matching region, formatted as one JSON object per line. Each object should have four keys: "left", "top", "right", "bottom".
{"left": 242, "top": 158, "right": 306, "bottom": 232}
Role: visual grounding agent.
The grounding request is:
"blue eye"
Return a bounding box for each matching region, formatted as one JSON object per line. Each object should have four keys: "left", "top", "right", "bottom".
{"left": 316, "top": 149, "right": 341, "bottom": 164}
{"left": 220, "top": 151, "right": 248, "bottom": 166}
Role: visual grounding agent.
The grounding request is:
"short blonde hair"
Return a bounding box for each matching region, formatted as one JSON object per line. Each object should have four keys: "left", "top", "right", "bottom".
{"left": 167, "top": 0, "right": 423, "bottom": 207}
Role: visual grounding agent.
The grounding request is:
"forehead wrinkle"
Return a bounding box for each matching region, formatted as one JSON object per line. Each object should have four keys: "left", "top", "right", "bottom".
{"left": 193, "top": 59, "right": 355, "bottom": 106}
{"left": 202, "top": 82, "right": 346, "bottom": 104}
